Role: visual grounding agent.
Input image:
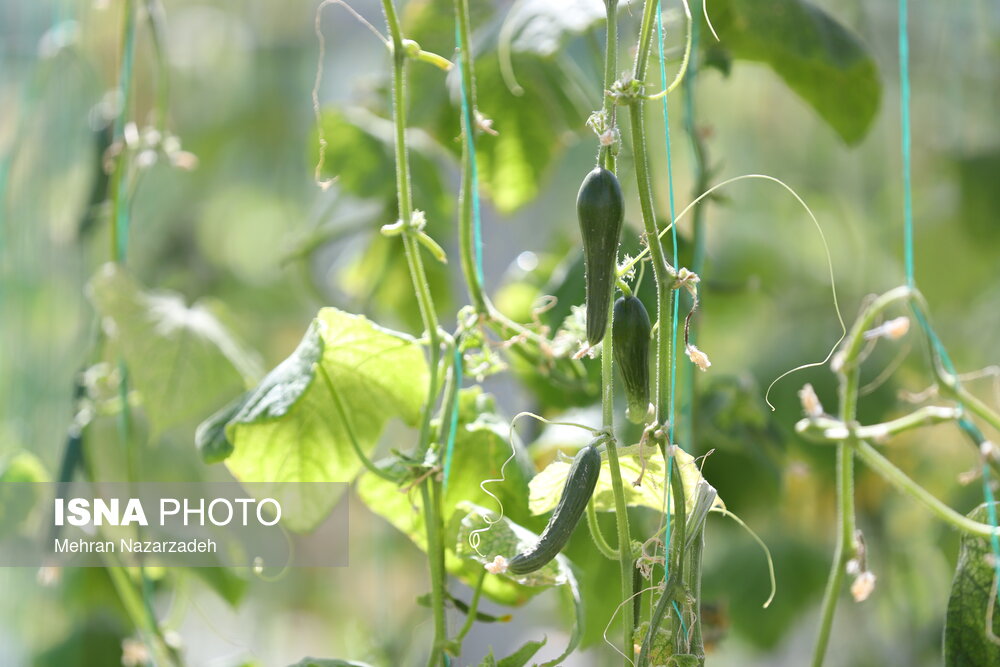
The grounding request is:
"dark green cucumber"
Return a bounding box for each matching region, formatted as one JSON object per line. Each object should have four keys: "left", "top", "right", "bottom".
{"left": 508, "top": 441, "right": 602, "bottom": 575}
{"left": 612, "top": 295, "right": 652, "bottom": 423}
{"left": 577, "top": 167, "right": 625, "bottom": 345}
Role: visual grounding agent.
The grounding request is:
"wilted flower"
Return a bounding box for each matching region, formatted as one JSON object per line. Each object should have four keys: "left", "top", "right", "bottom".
{"left": 686, "top": 344, "right": 711, "bottom": 372}
{"left": 851, "top": 571, "right": 876, "bottom": 602}
{"left": 485, "top": 555, "right": 508, "bottom": 575}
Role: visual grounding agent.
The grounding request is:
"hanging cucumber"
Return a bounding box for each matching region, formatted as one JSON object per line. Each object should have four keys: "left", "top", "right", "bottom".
{"left": 507, "top": 440, "right": 603, "bottom": 575}
{"left": 612, "top": 295, "right": 652, "bottom": 423}
{"left": 577, "top": 167, "right": 625, "bottom": 345}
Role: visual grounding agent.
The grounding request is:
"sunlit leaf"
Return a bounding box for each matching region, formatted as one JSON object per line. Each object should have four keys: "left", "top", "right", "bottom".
{"left": 224, "top": 307, "right": 428, "bottom": 531}
{"left": 528, "top": 443, "right": 725, "bottom": 516}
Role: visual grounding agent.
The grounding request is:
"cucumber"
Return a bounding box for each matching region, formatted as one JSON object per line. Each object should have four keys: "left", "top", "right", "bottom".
{"left": 612, "top": 295, "right": 652, "bottom": 423}
{"left": 577, "top": 167, "right": 625, "bottom": 345}
{"left": 508, "top": 440, "right": 603, "bottom": 575}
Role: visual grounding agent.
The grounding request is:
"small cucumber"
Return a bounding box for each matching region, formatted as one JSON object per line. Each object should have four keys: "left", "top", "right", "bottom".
{"left": 577, "top": 167, "right": 625, "bottom": 345}
{"left": 612, "top": 295, "right": 652, "bottom": 423}
{"left": 508, "top": 440, "right": 602, "bottom": 575}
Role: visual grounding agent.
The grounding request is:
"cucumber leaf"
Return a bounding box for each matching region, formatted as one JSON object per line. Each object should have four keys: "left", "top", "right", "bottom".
{"left": 708, "top": 0, "right": 881, "bottom": 144}
{"left": 528, "top": 443, "right": 725, "bottom": 516}
{"left": 944, "top": 503, "right": 1000, "bottom": 666}
{"left": 224, "top": 307, "right": 428, "bottom": 531}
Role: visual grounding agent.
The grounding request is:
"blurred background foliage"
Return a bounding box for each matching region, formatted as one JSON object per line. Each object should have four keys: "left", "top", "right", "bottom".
{"left": 1, "top": 0, "right": 999, "bottom": 665}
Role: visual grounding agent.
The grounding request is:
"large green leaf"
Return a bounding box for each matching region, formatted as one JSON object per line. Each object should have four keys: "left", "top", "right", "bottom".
{"left": 528, "top": 443, "right": 724, "bottom": 516}
{"left": 708, "top": 0, "right": 881, "bottom": 144}
{"left": 944, "top": 503, "right": 1000, "bottom": 666}
{"left": 356, "top": 389, "right": 537, "bottom": 605}
{"left": 87, "top": 264, "right": 261, "bottom": 436}
{"left": 224, "top": 307, "right": 428, "bottom": 531}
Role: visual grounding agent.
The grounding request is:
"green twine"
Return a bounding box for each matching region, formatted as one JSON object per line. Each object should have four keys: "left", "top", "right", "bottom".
{"left": 656, "top": 0, "right": 688, "bottom": 640}
{"left": 897, "top": 0, "right": 1000, "bottom": 598}
{"left": 899, "top": 0, "right": 914, "bottom": 288}
{"left": 454, "top": 22, "right": 485, "bottom": 287}
{"left": 656, "top": 0, "right": 681, "bottom": 446}
{"left": 441, "top": 343, "right": 463, "bottom": 495}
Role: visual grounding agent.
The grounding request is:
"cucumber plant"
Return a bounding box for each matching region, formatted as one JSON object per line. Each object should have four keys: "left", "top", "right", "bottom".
{"left": 18, "top": 0, "right": 1000, "bottom": 666}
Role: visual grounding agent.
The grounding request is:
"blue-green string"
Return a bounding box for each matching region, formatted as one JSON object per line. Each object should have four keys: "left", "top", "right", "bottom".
{"left": 657, "top": 1, "right": 681, "bottom": 448}
{"left": 441, "top": 344, "right": 463, "bottom": 495}
{"left": 899, "top": 0, "right": 914, "bottom": 288}
{"left": 898, "top": 0, "right": 1000, "bottom": 598}
{"left": 454, "top": 22, "right": 485, "bottom": 286}
{"left": 657, "top": 0, "right": 687, "bottom": 639}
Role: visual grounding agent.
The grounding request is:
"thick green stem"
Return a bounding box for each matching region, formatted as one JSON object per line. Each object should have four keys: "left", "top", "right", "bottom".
{"left": 951, "top": 384, "right": 1000, "bottom": 436}
{"left": 453, "top": 0, "right": 488, "bottom": 314}
{"left": 595, "top": 3, "right": 637, "bottom": 659}
{"left": 855, "top": 440, "right": 1000, "bottom": 538}
{"left": 811, "top": 442, "right": 854, "bottom": 667}
{"left": 798, "top": 405, "right": 961, "bottom": 444}
{"left": 381, "top": 4, "right": 448, "bottom": 663}
{"left": 420, "top": 481, "right": 448, "bottom": 666}
{"left": 838, "top": 286, "right": 913, "bottom": 368}
{"left": 667, "top": 448, "right": 688, "bottom": 655}
{"left": 603, "top": 436, "right": 635, "bottom": 656}
{"left": 812, "top": 348, "right": 860, "bottom": 666}
{"left": 628, "top": 108, "right": 674, "bottom": 416}
{"left": 685, "top": 527, "right": 705, "bottom": 660}
{"left": 628, "top": 2, "right": 692, "bottom": 660}
{"left": 627, "top": 0, "right": 676, "bottom": 422}
{"left": 637, "top": 450, "right": 690, "bottom": 667}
